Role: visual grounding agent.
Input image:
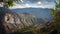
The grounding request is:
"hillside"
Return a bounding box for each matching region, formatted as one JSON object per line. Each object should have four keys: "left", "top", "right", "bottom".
{"left": 0, "top": 7, "right": 55, "bottom": 34}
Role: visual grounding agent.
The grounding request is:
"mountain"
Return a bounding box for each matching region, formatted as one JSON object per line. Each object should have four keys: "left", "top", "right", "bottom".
{"left": 0, "top": 10, "right": 37, "bottom": 34}
{"left": 0, "top": 7, "right": 51, "bottom": 34}
{"left": 36, "top": 18, "right": 46, "bottom": 25}
{"left": 11, "top": 8, "right": 52, "bottom": 21}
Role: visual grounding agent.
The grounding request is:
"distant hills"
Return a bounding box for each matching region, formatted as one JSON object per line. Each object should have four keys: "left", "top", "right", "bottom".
{"left": 11, "top": 8, "right": 53, "bottom": 21}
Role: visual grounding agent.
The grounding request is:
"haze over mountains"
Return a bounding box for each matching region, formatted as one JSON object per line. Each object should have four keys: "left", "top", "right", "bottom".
{"left": 11, "top": 8, "right": 53, "bottom": 21}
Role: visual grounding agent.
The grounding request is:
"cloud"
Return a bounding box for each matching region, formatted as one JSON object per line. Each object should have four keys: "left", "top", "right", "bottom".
{"left": 9, "top": 0, "right": 56, "bottom": 9}
{"left": 24, "top": 0, "right": 54, "bottom": 3}
{"left": 9, "top": 3, "right": 31, "bottom": 9}
{"left": 25, "top": 0, "right": 39, "bottom": 3}
{"left": 25, "top": 3, "right": 30, "bottom": 7}
{"left": 9, "top": 3, "right": 24, "bottom": 9}
{"left": 37, "top": 1, "right": 42, "bottom": 5}
{"left": 9, "top": 3, "right": 54, "bottom": 9}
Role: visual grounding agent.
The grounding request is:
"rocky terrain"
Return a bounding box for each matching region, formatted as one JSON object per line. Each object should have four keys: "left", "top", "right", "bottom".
{"left": 0, "top": 7, "right": 56, "bottom": 34}
{"left": 0, "top": 7, "right": 46, "bottom": 34}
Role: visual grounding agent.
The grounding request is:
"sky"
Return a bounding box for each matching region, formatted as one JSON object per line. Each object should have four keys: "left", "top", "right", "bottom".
{"left": 9, "top": 0, "right": 59, "bottom": 20}
{"left": 9, "top": 0, "right": 59, "bottom": 9}
{"left": 0, "top": 0, "right": 59, "bottom": 20}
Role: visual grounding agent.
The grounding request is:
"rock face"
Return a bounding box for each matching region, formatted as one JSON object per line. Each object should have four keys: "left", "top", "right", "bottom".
{"left": 4, "top": 12, "right": 36, "bottom": 30}
{"left": 0, "top": 7, "right": 47, "bottom": 34}
{"left": 0, "top": 7, "right": 37, "bottom": 34}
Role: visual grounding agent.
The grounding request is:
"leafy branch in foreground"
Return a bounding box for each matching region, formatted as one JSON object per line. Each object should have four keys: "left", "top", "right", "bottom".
{"left": 50, "top": 0, "right": 60, "bottom": 34}
{"left": 0, "top": 0, "right": 21, "bottom": 8}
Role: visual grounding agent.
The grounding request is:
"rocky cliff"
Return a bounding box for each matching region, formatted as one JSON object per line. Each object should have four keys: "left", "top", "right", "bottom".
{"left": 0, "top": 7, "right": 47, "bottom": 34}
{"left": 5, "top": 13, "right": 37, "bottom": 33}
{"left": 0, "top": 7, "right": 39, "bottom": 34}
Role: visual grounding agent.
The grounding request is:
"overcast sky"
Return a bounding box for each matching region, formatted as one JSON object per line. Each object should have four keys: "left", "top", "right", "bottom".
{"left": 10, "top": 0, "right": 59, "bottom": 9}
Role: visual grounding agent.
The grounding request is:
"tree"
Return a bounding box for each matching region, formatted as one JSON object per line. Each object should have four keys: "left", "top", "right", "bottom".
{"left": 0, "top": 0, "right": 21, "bottom": 8}
{"left": 51, "top": 0, "right": 60, "bottom": 34}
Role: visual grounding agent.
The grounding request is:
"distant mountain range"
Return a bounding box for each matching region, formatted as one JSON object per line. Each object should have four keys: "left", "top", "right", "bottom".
{"left": 11, "top": 8, "right": 53, "bottom": 21}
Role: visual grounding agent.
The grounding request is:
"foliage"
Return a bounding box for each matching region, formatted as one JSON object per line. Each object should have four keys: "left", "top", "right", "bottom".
{"left": 0, "top": 0, "right": 21, "bottom": 8}
{"left": 50, "top": 0, "right": 60, "bottom": 34}
{"left": 4, "top": 0, "right": 14, "bottom": 8}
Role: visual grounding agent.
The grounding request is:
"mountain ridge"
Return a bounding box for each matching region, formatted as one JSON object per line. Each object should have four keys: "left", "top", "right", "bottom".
{"left": 11, "top": 8, "right": 52, "bottom": 21}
